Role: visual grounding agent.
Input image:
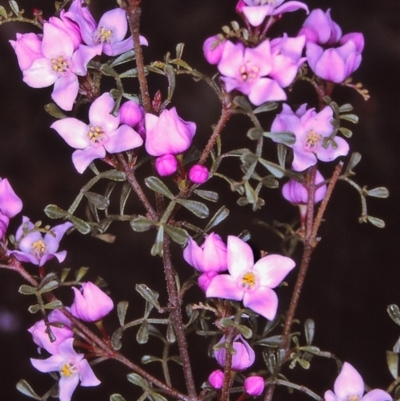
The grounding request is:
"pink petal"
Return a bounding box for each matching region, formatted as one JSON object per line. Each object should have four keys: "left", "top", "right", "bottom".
{"left": 242, "top": 5, "right": 272, "bottom": 27}
{"left": 0, "top": 179, "right": 23, "bottom": 217}
{"left": 71, "top": 44, "right": 102, "bottom": 75}
{"left": 243, "top": 286, "right": 278, "bottom": 320}
{"left": 23, "top": 58, "right": 57, "bottom": 88}
{"left": 72, "top": 146, "right": 106, "bottom": 174}
{"left": 334, "top": 362, "right": 364, "bottom": 400}
{"left": 98, "top": 8, "right": 128, "bottom": 42}
{"left": 78, "top": 358, "right": 101, "bottom": 386}
{"left": 248, "top": 77, "right": 287, "bottom": 105}
{"left": 104, "top": 125, "right": 143, "bottom": 153}
{"left": 51, "top": 118, "right": 91, "bottom": 149}
{"left": 325, "top": 390, "right": 340, "bottom": 401}
{"left": 206, "top": 274, "right": 244, "bottom": 301}
{"left": 218, "top": 41, "right": 245, "bottom": 79}
{"left": 44, "top": 222, "right": 73, "bottom": 253}
{"left": 31, "top": 354, "right": 64, "bottom": 373}
{"left": 42, "top": 23, "right": 73, "bottom": 60}
{"left": 59, "top": 374, "right": 80, "bottom": 401}
{"left": 273, "top": 2, "right": 309, "bottom": 16}
{"left": 361, "top": 389, "right": 392, "bottom": 401}
{"left": 227, "top": 236, "right": 254, "bottom": 278}
{"left": 253, "top": 254, "right": 295, "bottom": 288}
{"left": 317, "top": 136, "right": 349, "bottom": 162}
{"left": 51, "top": 73, "right": 79, "bottom": 111}
{"left": 89, "top": 93, "right": 120, "bottom": 131}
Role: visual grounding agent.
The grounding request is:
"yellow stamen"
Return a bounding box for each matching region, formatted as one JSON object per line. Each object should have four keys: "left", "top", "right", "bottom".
{"left": 51, "top": 55, "right": 69, "bottom": 75}
{"left": 60, "top": 362, "right": 77, "bottom": 377}
{"left": 32, "top": 239, "right": 46, "bottom": 255}
{"left": 304, "top": 130, "right": 322, "bottom": 151}
{"left": 88, "top": 125, "right": 105, "bottom": 143}
{"left": 95, "top": 27, "right": 113, "bottom": 44}
{"left": 241, "top": 272, "right": 257, "bottom": 290}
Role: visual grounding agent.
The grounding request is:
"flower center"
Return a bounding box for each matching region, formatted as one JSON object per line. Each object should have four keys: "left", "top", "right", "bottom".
{"left": 304, "top": 130, "right": 322, "bottom": 152}
{"left": 239, "top": 63, "right": 260, "bottom": 82}
{"left": 94, "top": 26, "right": 113, "bottom": 44}
{"left": 51, "top": 55, "right": 69, "bottom": 75}
{"left": 240, "top": 271, "right": 258, "bottom": 291}
{"left": 32, "top": 239, "right": 46, "bottom": 257}
{"left": 88, "top": 125, "right": 105, "bottom": 144}
{"left": 60, "top": 362, "right": 78, "bottom": 377}
{"left": 348, "top": 396, "right": 360, "bottom": 401}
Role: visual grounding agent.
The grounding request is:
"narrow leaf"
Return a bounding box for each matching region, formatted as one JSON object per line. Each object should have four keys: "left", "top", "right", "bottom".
{"left": 100, "top": 170, "right": 126, "bottom": 181}
{"left": 8, "top": 0, "right": 19, "bottom": 16}
{"left": 253, "top": 102, "right": 278, "bottom": 114}
{"left": 304, "top": 319, "right": 315, "bottom": 345}
{"left": 338, "top": 103, "right": 353, "bottom": 113}
{"left": 388, "top": 304, "right": 400, "bottom": 326}
{"left": 136, "top": 320, "right": 149, "bottom": 344}
{"left": 149, "top": 391, "right": 168, "bottom": 401}
{"left": 151, "top": 226, "right": 164, "bottom": 256}
{"left": 176, "top": 199, "right": 209, "bottom": 219}
{"left": 135, "top": 284, "right": 161, "bottom": 310}
{"left": 39, "top": 280, "right": 59, "bottom": 294}
{"left": 117, "top": 301, "right": 129, "bottom": 326}
{"left": 236, "top": 324, "right": 252, "bottom": 339}
{"left": 75, "top": 266, "right": 89, "bottom": 282}
{"left": 233, "top": 96, "right": 252, "bottom": 112}
{"left": 16, "top": 380, "right": 41, "bottom": 400}
{"left": 83, "top": 191, "right": 110, "bottom": 210}
{"left": 44, "top": 204, "right": 68, "bottom": 219}
{"left": 264, "top": 131, "right": 296, "bottom": 146}
{"left": 366, "top": 215, "right": 385, "bottom": 228}
{"left": 247, "top": 127, "right": 263, "bottom": 140}
{"left": 28, "top": 304, "right": 41, "bottom": 314}
{"left": 258, "top": 158, "right": 285, "bottom": 178}
{"left": 166, "top": 321, "right": 176, "bottom": 343}
{"left": 18, "top": 285, "right": 37, "bottom": 295}
{"left": 340, "top": 113, "right": 359, "bottom": 124}
{"left": 386, "top": 351, "right": 398, "bottom": 379}
{"left": 110, "top": 50, "right": 135, "bottom": 67}
{"left": 338, "top": 127, "right": 353, "bottom": 138}
{"left": 120, "top": 182, "right": 132, "bottom": 215}
{"left": 111, "top": 327, "right": 123, "bottom": 350}
{"left": 204, "top": 206, "right": 229, "bottom": 232}
{"left": 145, "top": 177, "right": 174, "bottom": 199}
{"left": 70, "top": 216, "right": 91, "bottom": 234}
{"left": 0, "top": 6, "right": 8, "bottom": 18}
{"left": 277, "top": 143, "right": 287, "bottom": 169}
{"left": 176, "top": 43, "right": 185, "bottom": 59}
{"left": 130, "top": 216, "right": 155, "bottom": 232}
{"left": 110, "top": 394, "right": 127, "bottom": 401}
{"left": 366, "top": 187, "right": 389, "bottom": 198}
{"left": 119, "top": 68, "right": 138, "bottom": 79}
{"left": 164, "top": 224, "right": 189, "bottom": 246}
{"left": 193, "top": 190, "right": 219, "bottom": 202}
{"left": 127, "top": 373, "right": 148, "bottom": 388}
{"left": 346, "top": 152, "right": 362, "bottom": 172}
{"left": 44, "top": 300, "right": 63, "bottom": 310}
{"left": 44, "top": 103, "right": 67, "bottom": 119}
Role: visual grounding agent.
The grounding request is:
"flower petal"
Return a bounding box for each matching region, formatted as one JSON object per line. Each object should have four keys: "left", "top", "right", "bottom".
{"left": 361, "top": 389, "right": 392, "bottom": 401}
{"left": 243, "top": 286, "right": 278, "bottom": 320}
{"left": 89, "top": 93, "right": 120, "bottom": 131}
{"left": 51, "top": 118, "right": 91, "bottom": 149}
{"left": 72, "top": 146, "right": 106, "bottom": 174}
{"left": 253, "top": 254, "right": 295, "bottom": 288}
{"left": 52, "top": 73, "right": 79, "bottom": 111}
{"left": 59, "top": 374, "right": 80, "bottom": 401}
{"left": 334, "top": 362, "right": 364, "bottom": 400}
{"left": 78, "top": 358, "right": 101, "bottom": 386}
{"left": 206, "top": 274, "right": 244, "bottom": 301}
{"left": 227, "top": 236, "right": 254, "bottom": 278}
{"left": 104, "top": 125, "right": 143, "bottom": 154}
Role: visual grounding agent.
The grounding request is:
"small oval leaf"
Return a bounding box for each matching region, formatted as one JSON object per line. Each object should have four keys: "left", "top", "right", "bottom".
{"left": 16, "top": 380, "right": 41, "bottom": 400}
{"left": 145, "top": 176, "right": 174, "bottom": 199}
{"left": 176, "top": 199, "right": 209, "bottom": 219}
{"left": 366, "top": 187, "right": 389, "bottom": 198}
{"left": 83, "top": 191, "right": 110, "bottom": 210}
{"left": 44, "top": 204, "right": 68, "bottom": 219}
{"left": 117, "top": 301, "right": 129, "bottom": 326}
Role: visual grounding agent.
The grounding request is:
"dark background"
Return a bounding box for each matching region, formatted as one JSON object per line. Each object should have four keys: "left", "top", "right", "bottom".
{"left": 0, "top": 0, "right": 399, "bottom": 400}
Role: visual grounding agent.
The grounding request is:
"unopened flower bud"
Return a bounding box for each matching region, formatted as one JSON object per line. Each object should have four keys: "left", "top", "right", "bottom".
{"left": 208, "top": 369, "right": 224, "bottom": 389}
{"left": 198, "top": 271, "right": 218, "bottom": 292}
{"left": 203, "top": 35, "right": 226, "bottom": 65}
{"left": 9, "top": 32, "right": 42, "bottom": 70}
{"left": 188, "top": 165, "right": 208, "bottom": 184}
{"left": 119, "top": 100, "right": 144, "bottom": 128}
{"left": 244, "top": 376, "right": 265, "bottom": 396}
{"left": 155, "top": 154, "right": 178, "bottom": 176}
{"left": 71, "top": 282, "right": 114, "bottom": 322}
{"left": 214, "top": 335, "right": 255, "bottom": 371}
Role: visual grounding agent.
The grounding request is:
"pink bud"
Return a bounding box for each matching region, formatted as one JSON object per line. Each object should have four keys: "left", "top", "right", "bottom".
{"left": 9, "top": 32, "right": 43, "bottom": 70}
{"left": 198, "top": 271, "right": 218, "bottom": 292}
{"left": 188, "top": 165, "right": 208, "bottom": 184}
{"left": 0, "top": 178, "right": 23, "bottom": 218}
{"left": 208, "top": 369, "right": 224, "bottom": 389}
{"left": 155, "top": 154, "right": 178, "bottom": 176}
{"left": 71, "top": 282, "right": 114, "bottom": 322}
{"left": 214, "top": 335, "right": 255, "bottom": 371}
{"left": 203, "top": 35, "right": 226, "bottom": 65}
{"left": 119, "top": 100, "right": 144, "bottom": 128}
{"left": 244, "top": 376, "right": 265, "bottom": 396}
{"left": 145, "top": 107, "right": 196, "bottom": 156}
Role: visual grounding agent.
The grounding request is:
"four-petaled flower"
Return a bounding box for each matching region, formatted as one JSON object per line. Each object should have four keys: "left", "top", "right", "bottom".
{"left": 324, "top": 362, "right": 392, "bottom": 401}
{"left": 9, "top": 217, "right": 72, "bottom": 266}
{"left": 31, "top": 338, "right": 100, "bottom": 401}
{"left": 206, "top": 236, "right": 295, "bottom": 320}
{"left": 51, "top": 93, "right": 143, "bottom": 173}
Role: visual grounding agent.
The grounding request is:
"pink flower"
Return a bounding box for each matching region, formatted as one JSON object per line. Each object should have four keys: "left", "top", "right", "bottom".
{"left": 28, "top": 309, "right": 73, "bottom": 355}
{"left": 188, "top": 165, "right": 209, "bottom": 184}
{"left": 324, "top": 362, "right": 392, "bottom": 401}
{"left": 0, "top": 178, "right": 23, "bottom": 237}
{"left": 8, "top": 217, "right": 72, "bottom": 266}
{"left": 203, "top": 35, "right": 226, "bottom": 65}
{"left": 20, "top": 22, "right": 101, "bottom": 111}
{"left": 9, "top": 32, "right": 43, "bottom": 70}
{"left": 71, "top": 282, "right": 114, "bottom": 322}
{"left": 218, "top": 40, "right": 288, "bottom": 105}
{"left": 282, "top": 170, "right": 327, "bottom": 204}
{"left": 184, "top": 233, "right": 227, "bottom": 274}
{"left": 239, "top": 0, "right": 309, "bottom": 27}
{"left": 244, "top": 376, "right": 265, "bottom": 396}
{"left": 119, "top": 100, "right": 145, "bottom": 132}
{"left": 145, "top": 107, "right": 196, "bottom": 156}
{"left": 155, "top": 154, "right": 178, "bottom": 176}
{"left": 51, "top": 93, "right": 143, "bottom": 173}
{"left": 206, "top": 236, "right": 295, "bottom": 320}
{"left": 31, "top": 338, "right": 100, "bottom": 401}
{"left": 299, "top": 9, "right": 342, "bottom": 46}
{"left": 214, "top": 335, "right": 255, "bottom": 371}
{"left": 208, "top": 369, "right": 224, "bottom": 389}
{"left": 271, "top": 103, "right": 349, "bottom": 171}
{"left": 65, "top": 0, "right": 147, "bottom": 56}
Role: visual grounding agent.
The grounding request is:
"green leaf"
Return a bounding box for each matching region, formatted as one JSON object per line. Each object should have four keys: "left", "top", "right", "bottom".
{"left": 194, "top": 190, "right": 219, "bottom": 202}
{"left": 149, "top": 392, "right": 168, "bottom": 401}
{"left": 258, "top": 158, "right": 285, "bottom": 178}
{"left": 387, "top": 304, "right": 400, "bottom": 326}
{"left": 236, "top": 324, "right": 252, "bottom": 339}
{"left": 145, "top": 177, "right": 174, "bottom": 199}
{"left": 297, "top": 358, "right": 310, "bottom": 369}
{"left": 277, "top": 143, "right": 287, "bottom": 169}
{"left": 264, "top": 131, "right": 296, "bottom": 146}
{"left": 111, "top": 327, "right": 123, "bottom": 350}
{"left": 386, "top": 351, "right": 398, "bottom": 379}
{"left": 304, "top": 319, "right": 315, "bottom": 345}
{"left": 44, "top": 103, "right": 67, "bottom": 119}
{"left": 338, "top": 103, "right": 353, "bottom": 113}
{"left": 233, "top": 96, "right": 252, "bottom": 112}
{"left": 39, "top": 280, "right": 59, "bottom": 294}
{"left": 346, "top": 152, "right": 362, "bottom": 173}
{"left": 100, "top": 170, "right": 126, "bottom": 181}
{"left": 69, "top": 216, "right": 91, "bottom": 234}
{"left": 18, "top": 285, "right": 37, "bottom": 295}
{"left": 164, "top": 64, "right": 176, "bottom": 100}
{"left": 0, "top": 6, "right": 8, "bottom": 18}
{"left": 241, "top": 151, "right": 258, "bottom": 164}
{"left": 164, "top": 224, "right": 189, "bottom": 246}
{"left": 117, "top": 301, "right": 129, "bottom": 326}
{"left": 176, "top": 43, "right": 185, "bottom": 59}
{"left": 44, "top": 204, "right": 69, "bottom": 219}
{"left": 136, "top": 320, "right": 149, "bottom": 344}
{"left": 110, "top": 394, "right": 127, "bottom": 401}
{"left": 218, "top": 318, "right": 234, "bottom": 328}
{"left": 366, "top": 215, "right": 385, "bottom": 228}
{"left": 127, "top": 373, "right": 148, "bottom": 389}
{"left": 75, "top": 266, "right": 89, "bottom": 282}
{"left": 366, "top": 187, "right": 389, "bottom": 198}
{"left": 166, "top": 321, "right": 176, "bottom": 343}
{"left": 28, "top": 304, "right": 41, "bottom": 314}
{"left": 299, "top": 345, "right": 321, "bottom": 354}
{"left": 16, "top": 380, "right": 41, "bottom": 400}
{"left": 338, "top": 127, "right": 353, "bottom": 138}
{"left": 340, "top": 113, "right": 359, "bottom": 124}
{"left": 110, "top": 50, "right": 135, "bottom": 67}
{"left": 83, "top": 191, "right": 110, "bottom": 210}
{"left": 44, "top": 300, "right": 63, "bottom": 310}
{"left": 261, "top": 175, "right": 279, "bottom": 188}
{"left": 176, "top": 199, "right": 209, "bottom": 218}
{"left": 119, "top": 68, "right": 138, "bottom": 79}
{"left": 141, "top": 355, "right": 161, "bottom": 364}
{"left": 204, "top": 206, "right": 229, "bottom": 232}
{"left": 60, "top": 268, "right": 71, "bottom": 282}
{"left": 120, "top": 182, "right": 132, "bottom": 215}
{"left": 8, "top": 0, "right": 19, "bottom": 16}
{"left": 130, "top": 216, "right": 155, "bottom": 232}
{"left": 255, "top": 335, "right": 283, "bottom": 347}
{"left": 247, "top": 127, "right": 263, "bottom": 140}
{"left": 253, "top": 102, "right": 278, "bottom": 114}
{"left": 135, "top": 284, "right": 161, "bottom": 310}
{"left": 151, "top": 226, "right": 164, "bottom": 256}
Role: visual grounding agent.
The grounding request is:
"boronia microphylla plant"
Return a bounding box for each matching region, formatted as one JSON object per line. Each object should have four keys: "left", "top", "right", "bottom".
{"left": 0, "top": 1, "right": 396, "bottom": 401}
